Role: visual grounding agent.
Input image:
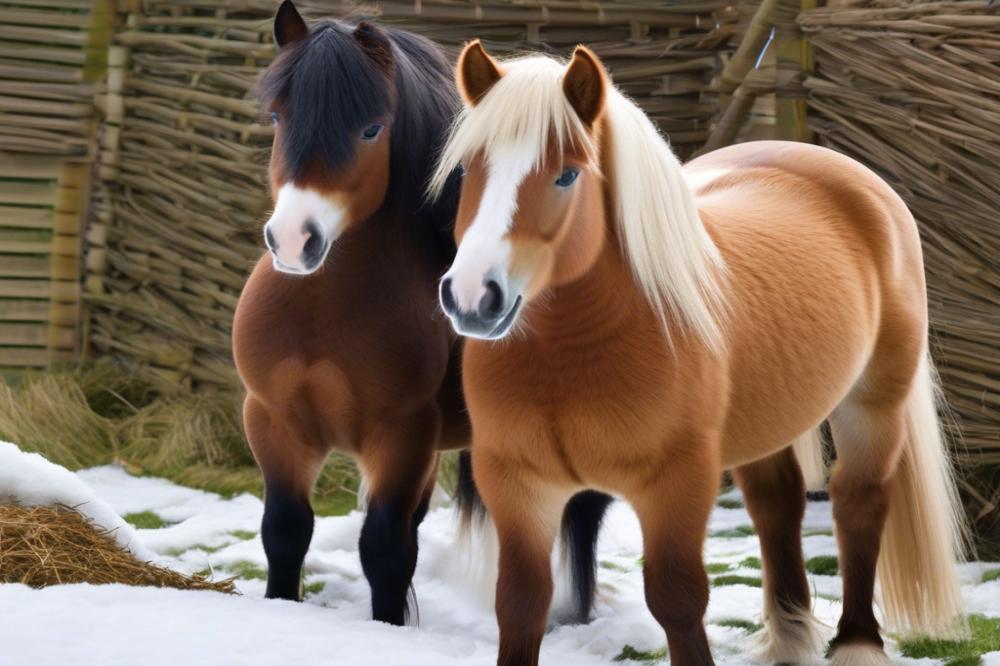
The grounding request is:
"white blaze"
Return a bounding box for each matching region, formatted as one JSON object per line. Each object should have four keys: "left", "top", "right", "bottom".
{"left": 446, "top": 147, "right": 534, "bottom": 310}
{"left": 265, "top": 183, "right": 346, "bottom": 274}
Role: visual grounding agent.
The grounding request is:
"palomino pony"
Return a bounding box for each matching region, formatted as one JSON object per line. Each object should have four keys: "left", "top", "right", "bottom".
{"left": 232, "top": 2, "right": 468, "bottom": 624}
{"left": 234, "top": 2, "right": 608, "bottom": 627}
{"left": 431, "top": 42, "right": 966, "bottom": 665}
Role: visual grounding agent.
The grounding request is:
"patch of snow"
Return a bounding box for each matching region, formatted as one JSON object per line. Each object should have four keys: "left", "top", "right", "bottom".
{"left": 0, "top": 448, "right": 997, "bottom": 664}
{"left": 0, "top": 442, "right": 153, "bottom": 561}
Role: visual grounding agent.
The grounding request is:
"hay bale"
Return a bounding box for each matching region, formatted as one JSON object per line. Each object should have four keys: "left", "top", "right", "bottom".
{"left": 0, "top": 503, "right": 235, "bottom": 592}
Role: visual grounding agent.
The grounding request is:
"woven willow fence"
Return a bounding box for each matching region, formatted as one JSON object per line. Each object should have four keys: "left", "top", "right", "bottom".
{"left": 84, "top": 0, "right": 741, "bottom": 391}
{"left": 800, "top": 1, "right": 1000, "bottom": 538}
{"left": 0, "top": 0, "right": 113, "bottom": 372}
{"left": 4, "top": 1, "right": 997, "bottom": 540}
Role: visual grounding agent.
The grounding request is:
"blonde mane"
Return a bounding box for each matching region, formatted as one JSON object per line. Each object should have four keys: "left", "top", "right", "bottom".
{"left": 429, "top": 56, "right": 595, "bottom": 195}
{"left": 430, "top": 55, "right": 727, "bottom": 351}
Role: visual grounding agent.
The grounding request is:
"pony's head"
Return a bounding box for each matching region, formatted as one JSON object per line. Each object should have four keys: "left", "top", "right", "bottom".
{"left": 258, "top": 1, "right": 394, "bottom": 274}
{"left": 430, "top": 42, "right": 726, "bottom": 347}
{"left": 430, "top": 43, "right": 605, "bottom": 339}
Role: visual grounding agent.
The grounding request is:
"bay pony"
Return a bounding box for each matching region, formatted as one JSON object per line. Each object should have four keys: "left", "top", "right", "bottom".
{"left": 430, "top": 41, "right": 967, "bottom": 665}
{"left": 233, "top": 2, "right": 606, "bottom": 627}
{"left": 233, "top": 1, "right": 468, "bottom": 624}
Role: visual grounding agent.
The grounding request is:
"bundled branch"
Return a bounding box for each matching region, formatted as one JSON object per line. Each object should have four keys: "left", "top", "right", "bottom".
{"left": 801, "top": 0, "right": 1000, "bottom": 541}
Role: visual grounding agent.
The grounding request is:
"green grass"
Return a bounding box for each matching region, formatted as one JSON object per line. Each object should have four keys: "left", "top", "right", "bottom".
{"left": 716, "top": 497, "right": 744, "bottom": 509}
{"left": 711, "top": 575, "right": 762, "bottom": 588}
{"left": 303, "top": 581, "right": 325, "bottom": 596}
{"left": 613, "top": 645, "right": 667, "bottom": 663}
{"left": 715, "top": 618, "right": 762, "bottom": 633}
{"left": 225, "top": 560, "right": 268, "bottom": 581}
{"left": 705, "top": 558, "right": 761, "bottom": 574}
{"left": 710, "top": 525, "right": 756, "bottom": 538}
{"left": 123, "top": 511, "right": 171, "bottom": 529}
{"left": 982, "top": 569, "right": 1000, "bottom": 583}
{"left": 601, "top": 560, "right": 633, "bottom": 573}
{"left": 230, "top": 530, "right": 257, "bottom": 541}
{"left": 898, "top": 615, "right": 1000, "bottom": 666}
{"left": 165, "top": 544, "right": 221, "bottom": 557}
{"left": 805, "top": 555, "right": 839, "bottom": 576}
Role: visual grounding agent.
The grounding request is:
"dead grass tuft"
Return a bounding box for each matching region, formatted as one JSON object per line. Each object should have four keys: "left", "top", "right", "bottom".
{"left": 0, "top": 503, "right": 235, "bottom": 592}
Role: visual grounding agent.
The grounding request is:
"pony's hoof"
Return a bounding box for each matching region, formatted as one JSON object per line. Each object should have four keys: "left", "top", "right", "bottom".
{"left": 827, "top": 643, "right": 892, "bottom": 666}
{"left": 744, "top": 604, "right": 827, "bottom": 664}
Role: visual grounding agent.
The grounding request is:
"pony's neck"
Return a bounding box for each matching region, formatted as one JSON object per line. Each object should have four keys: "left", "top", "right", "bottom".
{"left": 597, "top": 88, "right": 726, "bottom": 351}
{"left": 529, "top": 238, "right": 648, "bottom": 348}
{"left": 524, "top": 121, "right": 651, "bottom": 346}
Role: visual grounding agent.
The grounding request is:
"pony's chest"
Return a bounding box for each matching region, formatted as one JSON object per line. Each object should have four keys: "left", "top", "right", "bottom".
{"left": 235, "top": 256, "right": 451, "bottom": 410}
{"left": 464, "top": 339, "right": 685, "bottom": 484}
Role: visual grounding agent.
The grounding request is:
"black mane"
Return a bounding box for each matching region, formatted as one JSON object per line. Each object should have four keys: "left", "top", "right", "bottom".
{"left": 257, "top": 20, "right": 461, "bottom": 261}
{"left": 258, "top": 21, "right": 391, "bottom": 181}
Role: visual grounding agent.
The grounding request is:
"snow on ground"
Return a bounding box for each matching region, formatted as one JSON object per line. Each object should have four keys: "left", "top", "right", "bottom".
{"left": 1, "top": 451, "right": 998, "bottom": 665}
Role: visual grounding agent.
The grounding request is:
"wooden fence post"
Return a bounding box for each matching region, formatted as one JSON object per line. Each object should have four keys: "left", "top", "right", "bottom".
{"left": 774, "top": 0, "right": 814, "bottom": 142}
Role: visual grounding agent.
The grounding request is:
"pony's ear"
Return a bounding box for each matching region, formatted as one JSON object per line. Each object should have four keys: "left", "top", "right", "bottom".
{"left": 563, "top": 46, "right": 606, "bottom": 128}
{"left": 353, "top": 22, "right": 394, "bottom": 73}
{"left": 274, "top": 0, "right": 308, "bottom": 48}
{"left": 457, "top": 40, "right": 502, "bottom": 106}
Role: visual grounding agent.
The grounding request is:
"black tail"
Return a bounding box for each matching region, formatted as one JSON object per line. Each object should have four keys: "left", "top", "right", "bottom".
{"left": 455, "top": 449, "right": 486, "bottom": 531}
{"left": 455, "top": 451, "right": 613, "bottom": 624}
{"left": 561, "top": 490, "right": 614, "bottom": 624}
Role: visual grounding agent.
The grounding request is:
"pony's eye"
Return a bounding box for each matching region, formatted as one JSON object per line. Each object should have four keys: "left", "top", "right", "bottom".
{"left": 361, "top": 124, "right": 384, "bottom": 141}
{"left": 555, "top": 168, "right": 580, "bottom": 188}
{"left": 456, "top": 163, "right": 466, "bottom": 177}
{"left": 270, "top": 111, "right": 279, "bottom": 125}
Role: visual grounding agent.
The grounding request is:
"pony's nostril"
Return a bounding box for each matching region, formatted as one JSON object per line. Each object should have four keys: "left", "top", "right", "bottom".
{"left": 301, "top": 219, "right": 324, "bottom": 267}
{"left": 264, "top": 226, "right": 278, "bottom": 252}
{"left": 479, "top": 279, "right": 504, "bottom": 320}
{"left": 440, "top": 278, "right": 457, "bottom": 315}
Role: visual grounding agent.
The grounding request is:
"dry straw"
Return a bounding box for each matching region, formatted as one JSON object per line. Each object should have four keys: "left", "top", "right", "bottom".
{"left": 0, "top": 362, "right": 359, "bottom": 513}
{"left": 0, "top": 503, "right": 235, "bottom": 592}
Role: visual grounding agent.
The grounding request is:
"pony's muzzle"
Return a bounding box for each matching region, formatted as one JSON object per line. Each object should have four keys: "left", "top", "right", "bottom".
{"left": 265, "top": 218, "right": 328, "bottom": 274}
{"left": 439, "top": 273, "right": 521, "bottom": 340}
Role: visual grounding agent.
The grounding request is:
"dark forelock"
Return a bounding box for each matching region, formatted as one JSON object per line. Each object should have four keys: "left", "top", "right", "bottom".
{"left": 257, "top": 21, "right": 392, "bottom": 181}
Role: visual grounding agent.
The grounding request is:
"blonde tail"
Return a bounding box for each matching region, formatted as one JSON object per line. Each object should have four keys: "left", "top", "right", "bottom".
{"left": 792, "top": 426, "right": 827, "bottom": 492}
{"left": 877, "top": 351, "right": 967, "bottom": 638}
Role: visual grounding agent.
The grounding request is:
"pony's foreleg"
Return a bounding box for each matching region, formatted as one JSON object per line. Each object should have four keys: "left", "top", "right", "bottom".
{"left": 733, "top": 447, "right": 824, "bottom": 663}
{"left": 629, "top": 453, "right": 718, "bottom": 666}
{"left": 358, "top": 407, "right": 440, "bottom": 626}
{"left": 245, "top": 397, "right": 325, "bottom": 601}
{"left": 474, "top": 449, "right": 568, "bottom": 666}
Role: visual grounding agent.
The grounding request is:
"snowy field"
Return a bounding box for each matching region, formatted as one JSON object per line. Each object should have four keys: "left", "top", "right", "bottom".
{"left": 1, "top": 443, "right": 998, "bottom": 665}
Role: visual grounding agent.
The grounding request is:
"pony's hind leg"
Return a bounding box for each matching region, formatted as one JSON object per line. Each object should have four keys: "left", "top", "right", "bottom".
{"left": 733, "top": 447, "right": 824, "bottom": 664}
{"left": 358, "top": 406, "right": 439, "bottom": 626}
{"left": 629, "top": 452, "right": 719, "bottom": 666}
{"left": 244, "top": 397, "right": 326, "bottom": 601}
{"left": 825, "top": 399, "right": 904, "bottom": 666}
